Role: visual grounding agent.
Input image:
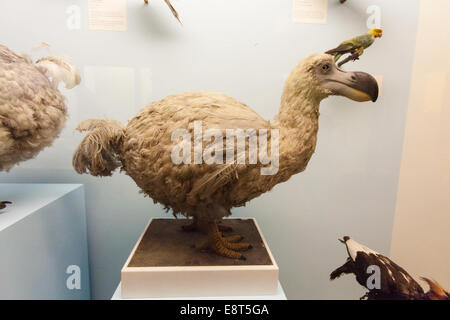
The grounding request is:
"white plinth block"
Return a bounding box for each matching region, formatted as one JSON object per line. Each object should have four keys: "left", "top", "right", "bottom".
{"left": 0, "top": 184, "right": 90, "bottom": 299}
{"left": 120, "top": 218, "right": 280, "bottom": 299}
{"left": 111, "top": 281, "right": 287, "bottom": 300}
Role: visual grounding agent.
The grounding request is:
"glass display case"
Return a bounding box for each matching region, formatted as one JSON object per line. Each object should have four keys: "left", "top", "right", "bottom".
{"left": 0, "top": 0, "right": 448, "bottom": 301}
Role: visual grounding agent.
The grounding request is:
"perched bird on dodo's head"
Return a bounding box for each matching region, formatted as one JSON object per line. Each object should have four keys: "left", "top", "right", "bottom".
{"left": 72, "top": 50, "right": 378, "bottom": 260}
{"left": 0, "top": 44, "right": 80, "bottom": 209}
{"left": 144, "top": 0, "right": 181, "bottom": 24}
{"left": 330, "top": 236, "right": 450, "bottom": 300}
{"left": 326, "top": 29, "right": 383, "bottom": 67}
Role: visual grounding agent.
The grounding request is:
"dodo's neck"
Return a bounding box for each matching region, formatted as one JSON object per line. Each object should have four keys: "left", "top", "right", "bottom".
{"left": 275, "top": 69, "right": 323, "bottom": 128}
{"left": 272, "top": 68, "right": 324, "bottom": 176}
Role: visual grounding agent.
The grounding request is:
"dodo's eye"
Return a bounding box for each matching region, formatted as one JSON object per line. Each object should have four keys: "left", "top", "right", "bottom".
{"left": 321, "top": 64, "right": 330, "bottom": 72}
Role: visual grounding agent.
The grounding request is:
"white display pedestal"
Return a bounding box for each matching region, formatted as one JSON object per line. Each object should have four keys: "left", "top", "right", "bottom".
{"left": 121, "top": 218, "right": 279, "bottom": 299}
{"left": 0, "top": 184, "right": 90, "bottom": 299}
{"left": 111, "top": 281, "right": 287, "bottom": 300}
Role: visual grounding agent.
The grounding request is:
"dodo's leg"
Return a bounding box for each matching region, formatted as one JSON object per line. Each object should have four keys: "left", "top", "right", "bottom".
{"left": 195, "top": 220, "right": 251, "bottom": 260}
{"left": 181, "top": 216, "right": 199, "bottom": 232}
{"left": 217, "top": 220, "right": 233, "bottom": 232}
{"left": 182, "top": 216, "right": 233, "bottom": 233}
{"left": 0, "top": 201, "right": 12, "bottom": 210}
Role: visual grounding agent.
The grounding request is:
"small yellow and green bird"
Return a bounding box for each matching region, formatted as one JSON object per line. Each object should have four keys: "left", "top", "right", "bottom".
{"left": 326, "top": 28, "right": 383, "bottom": 67}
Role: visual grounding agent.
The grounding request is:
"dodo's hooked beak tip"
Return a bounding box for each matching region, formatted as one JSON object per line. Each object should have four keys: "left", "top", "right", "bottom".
{"left": 352, "top": 72, "right": 379, "bottom": 103}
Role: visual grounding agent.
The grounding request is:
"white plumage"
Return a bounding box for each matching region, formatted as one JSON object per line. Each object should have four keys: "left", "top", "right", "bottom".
{"left": 35, "top": 56, "right": 80, "bottom": 89}
{"left": 0, "top": 44, "right": 80, "bottom": 208}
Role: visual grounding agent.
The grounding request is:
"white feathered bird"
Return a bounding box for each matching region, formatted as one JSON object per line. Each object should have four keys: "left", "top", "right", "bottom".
{"left": 0, "top": 44, "right": 80, "bottom": 208}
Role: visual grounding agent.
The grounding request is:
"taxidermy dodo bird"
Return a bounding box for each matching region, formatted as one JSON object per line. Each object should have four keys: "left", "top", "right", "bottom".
{"left": 331, "top": 236, "right": 450, "bottom": 300}
{"left": 0, "top": 44, "right": 80, "bottom": 209}
{"left": 73, "top": 53, "right": 378, "bottom": 259}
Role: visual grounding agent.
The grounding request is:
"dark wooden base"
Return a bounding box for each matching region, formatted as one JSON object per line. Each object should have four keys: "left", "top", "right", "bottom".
{"left": 128, "top": 218, "right": 273, "bottom": 267}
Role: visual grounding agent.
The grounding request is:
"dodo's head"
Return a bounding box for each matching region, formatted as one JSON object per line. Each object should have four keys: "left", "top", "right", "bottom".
{"left": 288, "top": 53, "right": 379, "bottom": 103}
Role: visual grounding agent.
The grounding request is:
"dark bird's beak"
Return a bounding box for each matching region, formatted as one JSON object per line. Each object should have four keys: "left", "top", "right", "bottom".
{"left": 339, "top": 236, "right": 350, "bottom": 244}
{"left": 322, "top": 69, "right": 379, "bottom": 102}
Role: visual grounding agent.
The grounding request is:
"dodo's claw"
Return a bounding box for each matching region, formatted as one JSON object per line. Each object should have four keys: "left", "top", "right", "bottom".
{"left": 194, "top": 221, "right": 252, "bottom": 260}
{"left": 221, "top": 240, "right": 252, "bottom": 251}
{"left": 223, "top": 235, "right": 244, "bottom": 243}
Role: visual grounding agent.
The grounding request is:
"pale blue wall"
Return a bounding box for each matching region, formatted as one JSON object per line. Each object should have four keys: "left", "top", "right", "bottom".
{"left": 0, "top": 0, "right": 419, "bottom": 299}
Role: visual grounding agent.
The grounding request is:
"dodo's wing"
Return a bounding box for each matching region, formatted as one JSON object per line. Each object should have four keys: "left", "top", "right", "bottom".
{"left": 164, "top": 92, "right": 271, "bottom": 205}
{"left": 128, "top": 91, "right": 271, "bottom": 206}
{"left": 185, "top": 110, "right": 269, "bottom": 205}
{"left": 187, "top": 163, "right": 241, "bottom": 205}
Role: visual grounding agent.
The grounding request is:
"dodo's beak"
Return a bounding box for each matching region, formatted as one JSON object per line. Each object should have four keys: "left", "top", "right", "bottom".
{"left": 322, "top": 69, "right": 379, "bottom": 102}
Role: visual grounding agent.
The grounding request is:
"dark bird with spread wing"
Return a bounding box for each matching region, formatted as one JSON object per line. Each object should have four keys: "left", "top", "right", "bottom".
{"left": 331, "top": 236, "right": 450, "bottom": 300}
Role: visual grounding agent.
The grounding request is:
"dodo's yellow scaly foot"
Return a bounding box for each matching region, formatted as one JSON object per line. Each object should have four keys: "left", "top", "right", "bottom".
{"left": 195, "top": 221, "right": 251, "bottom": 260}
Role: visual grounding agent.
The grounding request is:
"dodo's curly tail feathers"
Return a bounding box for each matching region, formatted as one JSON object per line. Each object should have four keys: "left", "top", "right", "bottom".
{"left": 73, "top": 119, "right": 125, "bottom": 176}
